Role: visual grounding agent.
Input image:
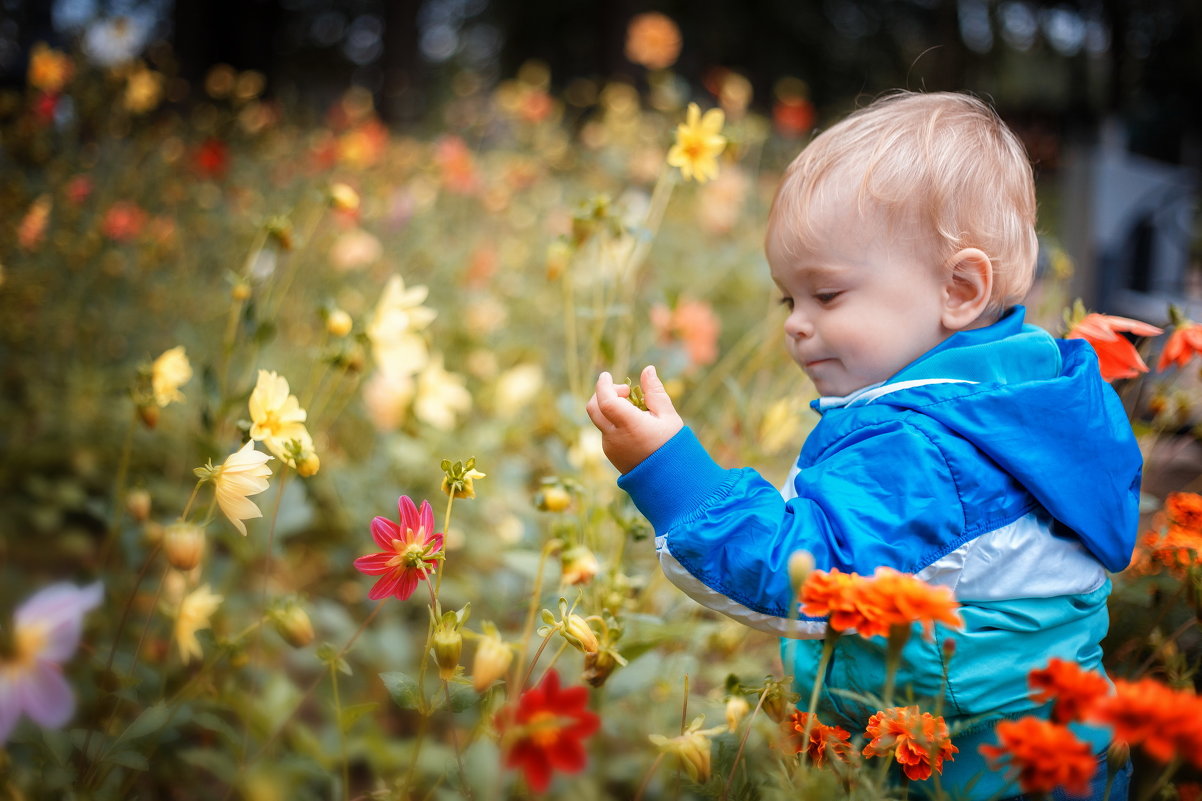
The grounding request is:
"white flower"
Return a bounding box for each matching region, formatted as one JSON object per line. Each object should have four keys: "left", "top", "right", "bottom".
{"left": 366, "top": 275, "right": 436, "bottom": 379}
{"left": 211, "top": 441, "right": 273, "bottom": 536}
{"left": 82, "top": 15, "right": 151, "bottom": 68}
{"left": 414, "top": 358, "right": 471, "bottom": 431}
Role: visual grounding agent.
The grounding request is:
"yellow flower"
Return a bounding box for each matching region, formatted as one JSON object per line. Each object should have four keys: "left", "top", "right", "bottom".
{"left": 151, "top": 346, "right": 193, "bottom": 407}
{"left": 667, "top": 103, "right": 727, "bottom": 183}
{"left": 175, "top": 584, "right": 223, "bottom": 664}
{"left": 414, "top": 358, "right": 471, "bottom": 431}
{"left": 124, "top": 65, "right": 163, "bottom": 114}
{"left": 209, "top": 440, "right": 273, "bottom": 536}
{"left": 28, "top": 43, "right": 73, "bottom": 93}
{"left": 248, "top": 370, "right": 311, "bottom": 460}
{"left": 471, "top": 622, "right": 513, "bottom": 692}
{"left": 328, "top": 183, "right": 360, "bottom": 212}
{"left": 367, "top": 275, "right": 437, "bottom": 378}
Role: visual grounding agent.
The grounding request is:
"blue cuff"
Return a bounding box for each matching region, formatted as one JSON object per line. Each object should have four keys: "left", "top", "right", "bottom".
{"left": 616, "top": 426, "right": 732, "bottom": 534}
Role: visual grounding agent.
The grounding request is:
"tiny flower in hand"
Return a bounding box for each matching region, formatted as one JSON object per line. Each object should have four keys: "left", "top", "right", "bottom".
{"left": 354, "top": 495, "right": 444, "bottom": 601}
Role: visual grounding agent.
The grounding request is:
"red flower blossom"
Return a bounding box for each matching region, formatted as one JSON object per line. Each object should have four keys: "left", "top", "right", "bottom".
{"left": 101, "top": 201, "right": 148, "bottom": 242}
{"left": 980, "top": 716, "right": 1096, "bottom": 797}
{"left": 1065, "top": 312, "right": 1163, "bottom": 382}
{"left": 500, "top": 670, "right": 600, "bottom": 792}
{"left": 353, "top": 496, "right": 443, "bottom": 601}
{"left": 862, "top": 706, "right": 957, "bottom": 781}
{"left": 194, "top": 138, "right": 230, "bottom": 179}
{"left": 1027, "top": 659, "right": 1110, "bottom": 724}
{"left": 1088, "top": 678, "right": 1202, "bottom": 767}
{"left": 784, "top": 711, "right": 853, "bottom": 768}
{"left": 1158, "top": 321, "right": 1202, "bottom": 371}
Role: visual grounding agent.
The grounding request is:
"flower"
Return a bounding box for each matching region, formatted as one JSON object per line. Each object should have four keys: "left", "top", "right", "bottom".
{"left": 862, "top": 706, "right": 958, "bottom": 781}
{"left": 1088, "top": 678, "right": 1202, "bottom": 767}
{"left": 413, "top": 358, "right": 472, "bottom": 431}
{"left": 27, "top": 43, "right": 73, "bottom": 94}
{"left": 435, "top": 136, "right": 479, "bottom": 194}
{"left": 500, "top": 670, "right": 600, "bottom": 792}
{"left": 624, "top": 12, "right": 682, "bottom": 70}
{"left": 18, "top": 195, "right": 51, "bottom": 252}
{"left": 330, "top": 228, "right": 383, "bottom": 272}
{"left": 799, "top": 568, "right": 862, "bottom": 632}
{"left": 162, "top": 522, "right": 206, "bottom": 571}
{"left": 193, "top": 138, "right": 230, "bottom": 179}
{"left": 361, "top": 370, "right": 415, "bottom": 432}
{"left": 248, "top": 370, "right": 312, "bottom": 462}
{"left": 123, "top": 65, "right": 163, "bottom": 114}
{"left": 270, "top": 600, "right": 315, "bottom": 648}
{"left": 101, "top": 201, "right": 148, "bottom": 242}
{"left": 650, "top": 298, "right": 721, "bottom": 368}
{"left": 649, "top": 716, "right": 727, "bottom": 783}
{"left": 1158, "top": 320, "right": 1202, "bottom": 371}
{"left": 980, "top": 716, "right": 1096, "bottom": 796}
{"left": 366, "top": 275, "right": 436, "bottom": 378}
{"left": 1064, "top": 309, "right": 1163, "bottom": 382}
{"left": 784, "top": 711, "right": 853, "bottom": 768}
{"left": 150, "top": 345, "right": 193, "bottom": 407}
{"left": 1167, "top": 492, "right": 1202, "bottom": 532}
{"left": 204, "top": 440, "right": 273, "bottom": 537}
{"left": 852, "top": 567, "right": 962, "bottom": 639}
{"left": 472, "top": 622, "right": 513, "bottom": 692}
{"left": 328, "top": 183, "right": 360, "bottom": 213}
{"left": 667, "top": 103, "right": 727, "bottom": 183}
{"left": 175, "top": 584, "right": 223, "bottom": 664}
{"left": 82, "top": 15, "right": 150, "bottom": 67}
{"left": 353, "top": 496, "right": 444, "bottom": 601}
{"left": 1027, "top": 658, "right": 1111, "bottom": 724}
{"left": 0, "top": 582, "right": 103, "bottom": 743}
{"left": 560, "top": 545, "right": 599, "bottom": 586}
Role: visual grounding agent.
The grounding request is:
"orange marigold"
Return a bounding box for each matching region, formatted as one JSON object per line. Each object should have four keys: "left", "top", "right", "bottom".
{"left": 1167, "top": 492, "right": 1202, "bottom": 533}
{"left": 1027, "top": 659, "right": 1111, "bottom": 724}
{"left": 853, "top": 567, "right": 962, "bottom": 640}
{"left": 784, "top": 711, "right": 853, "bottom": 769}
{"left": 1065, "top": 312, "right": 1163, "bottom": 382}
{"left": 799, "top": 568, "right": 862, "bottom": 632}
{"left": 1158, "top": 321, "right": 1202, "bottom": 371}
{"left": 862, "top": 706, "right": 957, "bottom": 781}
{"left": 980, "top": 717, "right": 1096, "bottom": 797}
{"left": 1089, "top": 678, "right": 1202, "bottom": 767}
{"left": 1140, "top": 525, "right": 1202, "bottom": 577}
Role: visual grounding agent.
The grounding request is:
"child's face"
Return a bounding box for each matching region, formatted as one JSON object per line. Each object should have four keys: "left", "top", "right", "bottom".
{"left": 768, "top": 199, "right": 953, "bottom": 397}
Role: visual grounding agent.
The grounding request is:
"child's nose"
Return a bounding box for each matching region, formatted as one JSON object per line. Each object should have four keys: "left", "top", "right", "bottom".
{"left": 784, "top": 309, "right": 812, "bottom": 339}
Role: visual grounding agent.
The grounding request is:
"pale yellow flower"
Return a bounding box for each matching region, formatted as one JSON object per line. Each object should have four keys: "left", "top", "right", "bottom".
{"left": 494, "top": 364, "right": 543, "bottom": 417}
{"left": 175, "top": 584, "right": 223, "bottom": 664}
{"left": 211, "top": 440, "right": 272, "bottom": 536}
{"left": 667, "top": 103, "right": 727, "bottom": 183}
{"left": 248, "top": 370, "right": 310, "bottom": 460}
{"left": 414, "top": 358, "right": 471, "bottom": 431}
{"left": 123, "top": 65, "right": 163, "bottom": 114}
{"left": 151, "top": 346, "right": 193, "bottom": 407}
{"left": 367, "top": 275, "right": 437, "bottom": 378}
{"left": 329, "top": 228, "right": 382, "bottom": 272}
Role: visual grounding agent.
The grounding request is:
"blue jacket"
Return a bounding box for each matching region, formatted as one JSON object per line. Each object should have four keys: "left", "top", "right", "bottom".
{"left": 617, "top": 307, "right": 1142, "bottom": 798}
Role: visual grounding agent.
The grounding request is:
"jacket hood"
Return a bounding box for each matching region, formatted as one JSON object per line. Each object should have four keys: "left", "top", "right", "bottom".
{"left": 867, "top": 306, "right": 1142, "bottom": 572}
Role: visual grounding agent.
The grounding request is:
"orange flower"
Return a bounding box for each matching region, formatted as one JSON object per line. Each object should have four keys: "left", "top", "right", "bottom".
{"left": 1167, "top": 492, "right": 1202, "bottom": 533}
{"left": 852, "top": 567, "right": 962, "bottom": 639}
{"left": 980, "top": 716, "right": 1096, "bottom": 796}
{"left": 1158, "top": 320, "right": 1202, "bottom": 371}
{"left": 1089, "top": 678, "right": 1202, "bottom": 767}
{"left": 649, "top": 298, "right": 721, "bottom": 369}
{"left": 1140, "top": 524, "right": 1202, "bottom": 576}
{"left": 1027, "top": 659, "right": 1110, "bottom": 723}
{"left": 1065, "top": 312, "right": 1163, "bottom": 382}
{"left": 862, "top": 706, "right": 957, "bottom": 781}
{"left": 435, "top": 135, "right": 479, "bottom": 195}
{"left": 784, "top": 711, "right": 853, "bottom": 768}
{"left": 799, "top": 568, "right": 862, "bottom": 632}
{"left": 624, "top": 13, "right": 681, "bottom": 70}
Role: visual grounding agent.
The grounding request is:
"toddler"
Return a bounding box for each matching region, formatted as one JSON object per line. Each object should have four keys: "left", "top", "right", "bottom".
{"left": 586, "top": 92, "right": 1140, "bottom": 800}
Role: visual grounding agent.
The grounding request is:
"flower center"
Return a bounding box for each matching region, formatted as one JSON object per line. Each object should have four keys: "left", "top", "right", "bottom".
{"left": 0, "top": 622, "right": 46, "bottom": 668}
{"left": 526, "top": 710, "right": 562, "bottom": 747}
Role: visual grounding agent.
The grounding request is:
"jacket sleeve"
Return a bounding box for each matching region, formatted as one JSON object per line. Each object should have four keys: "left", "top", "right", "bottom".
{"left": 617, "top": 424, "right": 967, "bottom": 638}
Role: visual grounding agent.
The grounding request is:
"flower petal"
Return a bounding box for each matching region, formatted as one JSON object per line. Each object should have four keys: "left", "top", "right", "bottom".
{"left": 371, "top": 516, "right": 400, "bottom": 551}
{"left": 368, "top": 570, "right": 403, "bottom": 601}
{"left": 20, "top": 664, "right": 74, "bottom": 728}
{"left": 353, "top": 552, "right": 395, "bottom": 575}
{"left": 0, "top": 675, "right": 24, "bottom": 743}
{"left": 398, "top": 496, "right": 420, "bottom": 535}
{"left": 15, "top": 582, "right": 104, "bottom": 663}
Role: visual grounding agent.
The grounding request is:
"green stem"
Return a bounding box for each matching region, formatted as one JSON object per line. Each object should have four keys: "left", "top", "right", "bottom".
{"left": 434, "top": 492, "right": 454, "bottom": 600}
{"left": 443, "top": 679, "right": 474, "bottom": 801}
{"left": 509, "top": 540, "right": 556, "bottom": 696}
{"left": 800, "top": 627, "right": 840, "bottom": 771}
{"left": 519, "top": 628, "right": 559, "bottom": 691}
{"left": 331, "top": 660, "right": 349, "bottom": 801}
{"left": 881, "top": 624, "right": 910, "bottom": 711}
{"left": 633, "top": 753, "right": 666, "bottom": 801}
{"left": 100, "top": 405, "right": 138, "bottom": 566}
{"left": 721, "top": 686, "right": 771, "bottom": 801}
{"left": 1137, "top": 756, "right": 1180, "bottom": 801}
{"left": 179, "top": 478, "right": 205, "bottom": 523}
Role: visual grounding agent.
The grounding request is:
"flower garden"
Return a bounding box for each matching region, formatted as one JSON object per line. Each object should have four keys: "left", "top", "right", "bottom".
{"left": 3, "top": 24, "right": 1202, "bottom": 801}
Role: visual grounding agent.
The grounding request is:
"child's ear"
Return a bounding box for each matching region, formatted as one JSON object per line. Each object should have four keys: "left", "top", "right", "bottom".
{"left": 941, "top": 248, "right": 993, "bottom": 330}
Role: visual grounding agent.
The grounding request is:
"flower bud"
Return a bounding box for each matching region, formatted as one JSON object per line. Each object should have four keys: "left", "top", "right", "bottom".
{"left": 1107, "top": 739, "right": 1131, "bottom": 771}
{"left": 583, "top": 647, "right": 620, "bottom": 687}
{"left": 560, "top": 545, "right": 599, "bottom": 586}
{"left": 126, "top": 488, "right": 152, "bottom": 522}
{"left": 725, "top": 694, "right": 750, "bottom": 732}
{"left": 432, "top": 623, "right": 463, "bottom": 681}
{"left": 326, "top": 308, "right": 353, "bottom": 337}
{"left": 760, "top": 680, "right": 796, "bottom": 724}
{"left": 545, "top": 240, "right": 573, "bottom": 280}
{"left": 163, "top": 522, "right": 206, "bottom": 570}
{"left": 328, "top": 183, "right": 360, "bottom": 213}
{"left": 787, "top": 550, "right": 815, "bottom": 594}
{"left": 142, "top": 520, "right": 165, "bottom": 545}
{"left": 535, "top": 485, "right": 572, "bottom": 512}
{"left": 137, "top": 402, "right": 159, "bottom": 429}
{"left": 231, "top": 281, "right": 252, "bottom": 301}
{"left": 471, "top": 625, "right": 513, "bottom": 692}
{"left": 271, "top": 601, "right": 315, "bottom": 648}
{"left": 295, "top": 450, "right": 320, "bottom": 477}
{"left": 649, "top": 731, "right": 713, "bottom": 783}
{"left": 562, "top": 613, "right": 599, "bottom": 654}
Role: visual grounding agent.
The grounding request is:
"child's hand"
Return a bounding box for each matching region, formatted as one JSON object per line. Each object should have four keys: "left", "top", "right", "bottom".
{"left": 586, "top": 365, "right": 684, "bottom": 474}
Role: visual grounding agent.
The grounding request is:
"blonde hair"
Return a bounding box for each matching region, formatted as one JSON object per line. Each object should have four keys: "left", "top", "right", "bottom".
{"left": 766, "top": 91, "right": 1038, "bottom": 317}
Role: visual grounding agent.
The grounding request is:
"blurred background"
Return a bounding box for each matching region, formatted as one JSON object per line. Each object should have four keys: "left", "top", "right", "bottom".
{"left": 2, "top": 0, "right": 1200, "bottom": 318}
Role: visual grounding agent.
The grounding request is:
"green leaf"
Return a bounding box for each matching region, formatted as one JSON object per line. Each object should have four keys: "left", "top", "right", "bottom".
{"left": 339, "top": 702, "right": 378, "bottom": 729}
{"left": 442, "top": 682, "right": 478, "bottom": 713}
{"left": 107, "top": 750, "right": 150, "bottom": 772}
{"left": 112, "top": 703, "right": 169, "bottom": 749}
{"left": 380, "top": 672, "right": 422, "bottom": 711}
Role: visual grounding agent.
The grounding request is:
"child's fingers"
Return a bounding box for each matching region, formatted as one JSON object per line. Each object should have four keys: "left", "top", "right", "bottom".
{"left": 593, "top": 371, "right": 640, "bottom": 426}
{"left": 639, "top": 365, "right": 677, "bottom": 416}
{"left": 585, "top": 393, "right": 612, "bottom": 432}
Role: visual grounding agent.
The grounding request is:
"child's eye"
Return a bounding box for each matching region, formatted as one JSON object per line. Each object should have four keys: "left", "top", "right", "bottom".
{"left": 778, "top": 296, "right": 794, "bottom": 311}
{"left": 814, "top": 291, "right": 843, "bottom": 304}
